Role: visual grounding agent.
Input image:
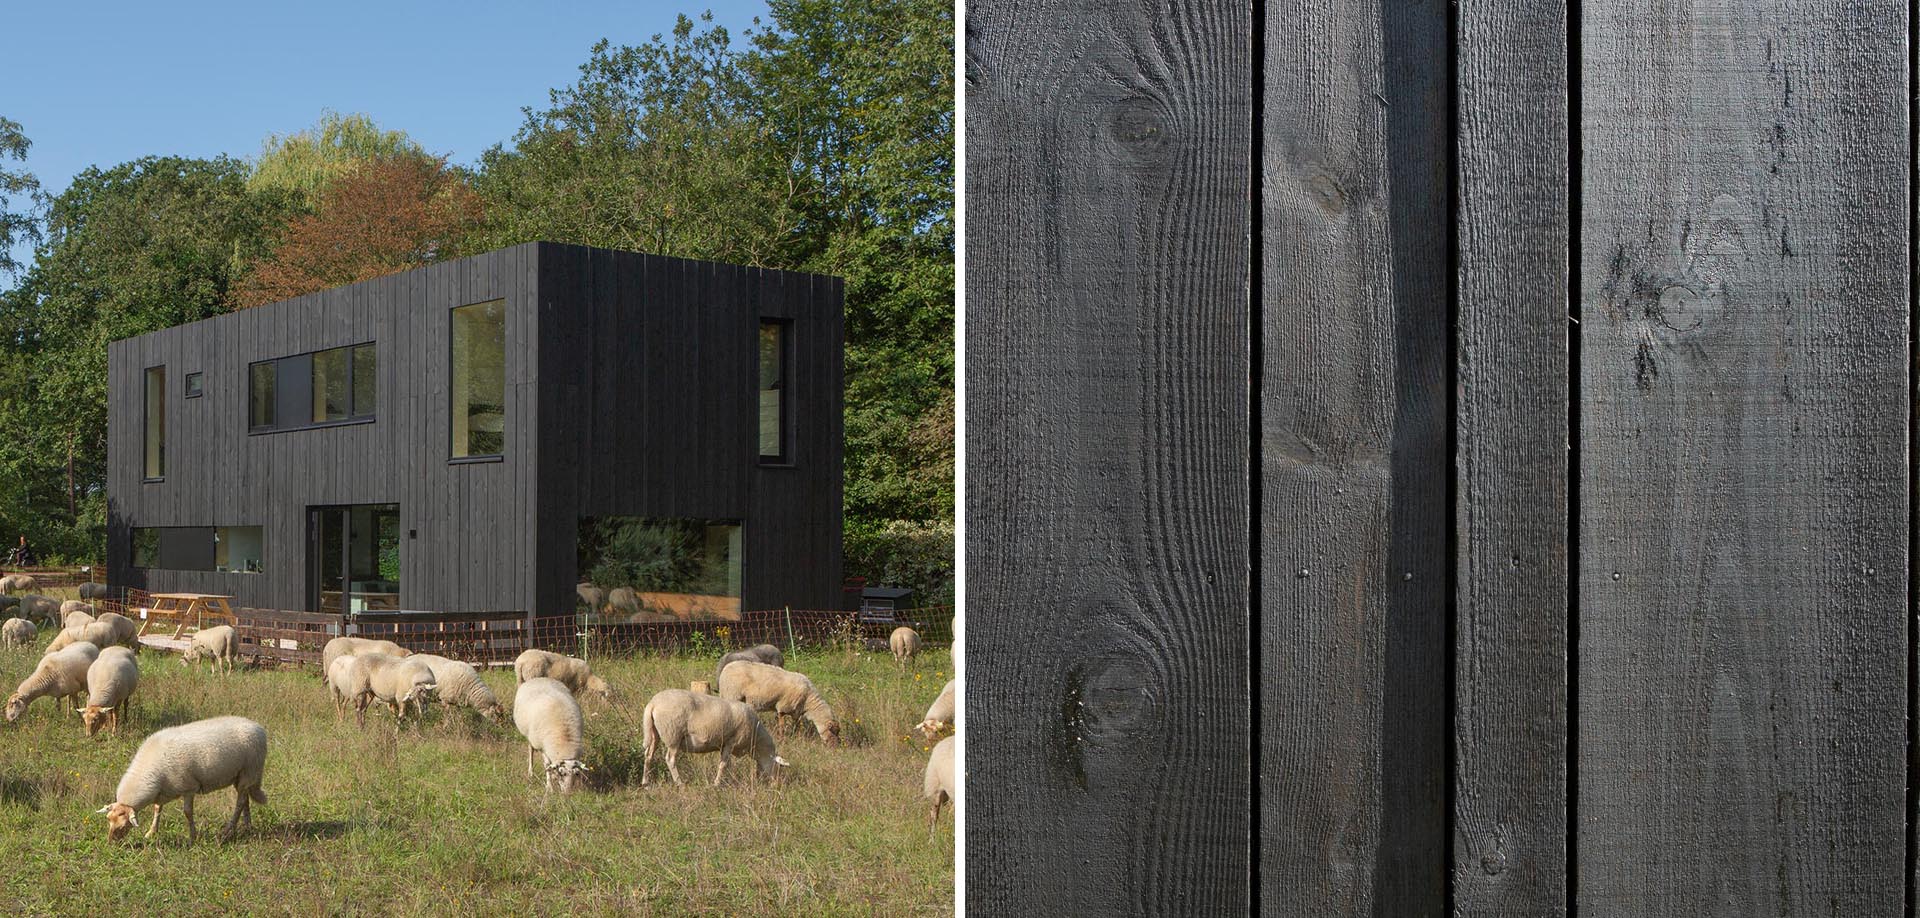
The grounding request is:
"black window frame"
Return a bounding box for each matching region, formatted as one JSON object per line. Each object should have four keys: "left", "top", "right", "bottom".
{"left": 758, "top": 318, "right": 793, "bottom": 466}
{"left": 143, "top": 365, "right": 166, "bottom": 481}
{"left": 247, "top": 341, "right": 377, "bottom": 434}
{"left": 450, "top": 299, "right": 507, "bottom": 461}
{"left": 184, "top": 372, "right": 203, "bottom": 399}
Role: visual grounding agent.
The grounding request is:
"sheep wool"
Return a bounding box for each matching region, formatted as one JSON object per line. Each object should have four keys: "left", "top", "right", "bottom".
{"left": 889, "top": 627, "right": 923, "bottom": 665}
{"left": 352, "top": 653, "right": 436, "bottom": 724}
{"left": 93, "top": 613, "right": 138, "bottom": 649}
{"left": 717, "top": 660, "right": 841, "bottom": 744}
{"left": 81, "top": 648, "right": 140, "bottom": 736}
{"left": 514, "top": 649, "right": 612, "bottom": 701}
{"left": 6, "top": 644, "right": 95, "bottom": 722}
{"left": 98, "top": 715, "right": 268, "bottom": 845}
{"left": 513, "top": 678, "right": 589, "bottom": 793}
{"left": 713, "top": 644, "right": 785, "bottom": 687}
{"left": 181, "top": 626, "right": 240, "bottom": 673}
{"left": 923, "top": 735, "right": 956, "bottom": 830}
{"left": 641, "top": 688, "right": 787, "bottom": 786}
{"left": 408, "top": 654, "right": 503, "bottom": 721}
{"left": 919, "top": 678, "right": 957, "bottom": 737}
{"left": 1, "top": 617, "right": 33, "bottom": 649}
{"left": 320, "top": 636, "right": 409, "bottom": 678}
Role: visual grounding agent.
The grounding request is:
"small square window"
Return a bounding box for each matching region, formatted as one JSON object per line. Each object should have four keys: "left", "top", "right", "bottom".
{"left": 184, "top": 372, "right": 203, "bottom": 399}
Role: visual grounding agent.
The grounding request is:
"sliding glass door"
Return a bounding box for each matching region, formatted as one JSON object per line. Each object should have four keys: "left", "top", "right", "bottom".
{"left": 308, "top": 504, "right": 401, "bottom": 616}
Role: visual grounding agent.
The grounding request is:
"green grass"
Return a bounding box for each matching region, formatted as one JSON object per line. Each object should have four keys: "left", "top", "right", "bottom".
{"left": 0, "top": 634, "right": 955, "bottom": 917}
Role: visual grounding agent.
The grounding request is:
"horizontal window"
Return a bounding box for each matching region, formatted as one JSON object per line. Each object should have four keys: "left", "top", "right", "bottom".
{"left": 576, "top": 517, "right": 742, "bottom": 621}
{"left": 130, "top": 526, "right": 215, "bottom": 571}
{"left": 215, "top": 526, "right": 264, "bottom": 574}
{"left": 250, "top": 342, "right": 376, "bottom": 433}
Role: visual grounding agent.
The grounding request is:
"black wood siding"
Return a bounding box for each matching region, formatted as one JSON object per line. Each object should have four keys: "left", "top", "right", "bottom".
{"left": 107, "top": 242, "right": 843, "bottom": 618}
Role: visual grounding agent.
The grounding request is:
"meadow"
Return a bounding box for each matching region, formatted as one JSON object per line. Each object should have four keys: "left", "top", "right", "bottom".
{"left": 0, "top": 618, "right": 955, "bottom": 917}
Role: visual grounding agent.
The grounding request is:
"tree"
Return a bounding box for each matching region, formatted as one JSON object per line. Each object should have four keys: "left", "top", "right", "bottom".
{"left": 248, "top": 111, "right": 426, "bottom": 203}
{"left": 230, "top": 155, "right": 481, "bottom": 309}
{"left": 0, "top": 116, "right": 40, "bottom": 279}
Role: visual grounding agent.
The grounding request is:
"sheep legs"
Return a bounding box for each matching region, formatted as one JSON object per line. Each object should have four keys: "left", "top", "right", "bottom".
{"left": 712, "top": 753, "right": 732, "bottom": 786}
{"left": 144, "top": 803, "right": 162, "bottom": 839}
{"left": 928, "top": 791, "right": 949, "bottom": 835}
{"left": 222, "top": 786, "right": 252, "bottom": 840}
{"left": 181, "top": 795, "right": 197, "bottom": 846}
{"left": 664, "top": 749, "right": 685, "bottom": 786}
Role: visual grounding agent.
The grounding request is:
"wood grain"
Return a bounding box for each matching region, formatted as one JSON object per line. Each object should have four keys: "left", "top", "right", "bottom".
{"left": 1453, "top": 0, "right": 1570, "bottom": 914}
{"left": 1259, "top": 0, "right": 1449, "bottom": 913}
{"left": 1578, "top": 0, "right": 1909, "bottom": 911}
{"left": 964, "top": 0, "right": 1251, "bottom": 913}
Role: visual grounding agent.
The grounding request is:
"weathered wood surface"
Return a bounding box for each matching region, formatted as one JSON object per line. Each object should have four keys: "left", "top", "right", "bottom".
{"left": 964, "top": 0, "right": 1252, "bottom": 913}
{"left": 1578, "top": 0, "right": 1909, "bottom": 912}
{"left": 1453, "top": 0, "right": 1570, "bottom": 914}
{"left": 1259, "top": 0, "right": 1449, "bottom": 913}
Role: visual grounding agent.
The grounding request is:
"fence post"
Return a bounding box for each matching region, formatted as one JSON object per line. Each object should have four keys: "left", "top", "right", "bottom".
{"left": 784, "top": 605, "right": 796, "bottom": 657}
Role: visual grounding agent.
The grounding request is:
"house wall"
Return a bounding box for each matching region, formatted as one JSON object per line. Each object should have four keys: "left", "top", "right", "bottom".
{"left": 534, "top": 244, "right": 845, "bottom": 616}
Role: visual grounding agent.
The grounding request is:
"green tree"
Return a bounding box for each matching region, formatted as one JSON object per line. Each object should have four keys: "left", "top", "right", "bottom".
{"left": 0, "top": 116, "right": 41, "bottom": 278}
{"left": 248, "top": 111, "right": 426, "bottom": 203}
{"left": 0, "top": 157, "right": 287, "bottom": 560}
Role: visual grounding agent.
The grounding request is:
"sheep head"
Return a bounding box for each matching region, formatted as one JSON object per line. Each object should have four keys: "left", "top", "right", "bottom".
{"left": 3, "top": 694, "right": 25, "bottom": 723}
{"left": 546, "top": 758, "right": 590, "bottom": 793}
{"left": 79, "top": 705, "right": 111, "bottom": 737}
{"left": 479, "top": 702, "right": 506, "bottom": 723}
{"left": 917, "top": 718, "right": 952, "bottom": 739}
{"left": 586, "top": 675, "right": 613, "bottom": 702}
{"left": 97, "top": 802, "right": 137, "bottom": 840}
{"left": 820, "top": 720, "right": 842, "bottom": 746}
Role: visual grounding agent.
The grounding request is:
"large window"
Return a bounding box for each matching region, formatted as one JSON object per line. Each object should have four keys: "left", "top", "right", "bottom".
{"left": 132, "top": 528, "right": 160, "bottom": 568}
{"left": 452, "top": 300, "right": 506, "bottom": 458}
{"left": 143, "top": 366, "right": 166, "bottom": 479}
{"left": 132, "top": 525, "right": 263, "bottom": 572}
{"left": 248, "top": 343, "right": 375, "bottom": 432}
{"left": 215, "top": 526, "right": 264, "bottom": 573}
{"left": 577, "top": 517, "right": 743, "bottom": 621}
{"left": 758, "top": 319, "right": 789, "bottom": 463}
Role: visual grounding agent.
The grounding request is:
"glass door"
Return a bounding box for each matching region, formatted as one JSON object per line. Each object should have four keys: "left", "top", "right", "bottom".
{"left": 308, "top": 504, "right": 401, "bottom": 616}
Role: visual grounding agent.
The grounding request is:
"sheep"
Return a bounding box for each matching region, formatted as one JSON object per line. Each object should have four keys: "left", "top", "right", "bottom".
{"left": 576, "top": 582, "right": 607, "bottom": 614}
{"left": 717, "top": 660, "right": 841, "bottom": 744}
{"left": 889, "top": 626, "right": 922, "bottom": 666}
{"left": 325, "top": 655, "right": 367, "bottom": 720}
{"left": 80, "top": 647, "right": 139, "bottom": 737}
{"left": 1, "top": 574, "right": 37, "bottom": 594}
{"left": 78, "top": 582, "right": 109, "bottom": 601}
{"left": 513, "top": 649, "right": 612, "bottom": 702}
{"left": 351, "top": 653, "right": 436, "bottom": 727}
{"left": 91, "top": 612, "right": 139, "bottom": 650}
{"left": 5, "top": 643, "right": 96, "bottom": 722}
{"left": 52, "top": 616, "right": 137, "bottom": 654}
{"left": 181, "top": 625, "right": 239, "bottom": 673}
{"left": 95, "top": 715, "right": 268, "bottom": 845}
{"left": 18, "top": 595, "right": 58, "bottom": 628}
{"left": 43, "top": 624, "right": 86, "bottom": 655}
{"left": 640, "top": 688, "right": 789, "bottom": 786}
{"left": 407, "top": 654, "right": 504, "bottom": 722}
{"left": 63, "top": 609, "right": 95, "bottom": 630}
{"left": 319, "top": 635, "right": 409, "bottom": 677}
{"left": 606, "top": 586, "right": 641, "bottom": 618}
{"left": 1, "top": 617, "right": 33, "bottom": 649}
{"left": 923, "top": 734, "right": 956, "bottom": 831}
{"left": 714, "top": 644, "right": 785, "bottom": 687}
{"left": 0, "top": 594, "right": 17, "bottom": 612}
{"left": 918, "top": 678, "right": 957, "bottom": 738}
{"left": 513, "top": 678, "right": 589, "bottom": 792}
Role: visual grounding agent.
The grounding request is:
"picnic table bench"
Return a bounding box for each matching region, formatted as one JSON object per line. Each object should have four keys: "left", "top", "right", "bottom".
{"left": 137, "top": 592, "right": 236, "bottom": 640}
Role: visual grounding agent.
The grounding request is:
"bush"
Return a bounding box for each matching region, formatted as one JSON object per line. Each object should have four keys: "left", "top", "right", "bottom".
{"left": 843, "top": 518, "right": 953, "bottom": 606}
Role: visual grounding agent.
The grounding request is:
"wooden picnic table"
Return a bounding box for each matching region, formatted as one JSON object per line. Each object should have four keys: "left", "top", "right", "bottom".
{"left": 138, "top": 592, "right": 236, "bottom": 640}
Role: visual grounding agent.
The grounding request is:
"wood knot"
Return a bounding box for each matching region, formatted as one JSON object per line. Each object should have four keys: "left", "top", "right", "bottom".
{"left": 1077, "top": 655, "right": 1160, "bottom": 742}
{"left": 1107, "top": 98, "right": 1171, "bottom": 157}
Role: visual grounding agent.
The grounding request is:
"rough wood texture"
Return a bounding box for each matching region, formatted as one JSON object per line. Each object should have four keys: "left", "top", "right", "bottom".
{"left": 1454, "top": 1, "right": 1570, "bottom": 913}
{"left": 964, "top": 0, "right": 1251, "bottom": 913}
{"left": 1259, "top": 1, "right": 1449, "bottom": 913}
{"left": 1578, "top": 1, "right": 1909, "bottom": 911}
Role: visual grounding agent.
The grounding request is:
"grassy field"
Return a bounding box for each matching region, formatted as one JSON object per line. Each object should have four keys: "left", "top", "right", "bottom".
{"left": 0, "top": 616, "right": 955, "bottom": 917}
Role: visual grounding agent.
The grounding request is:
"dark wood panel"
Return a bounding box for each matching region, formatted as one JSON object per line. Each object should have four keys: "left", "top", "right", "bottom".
{"left": 1578, "top": 1, "right": 1909, "bottom": 911}
{"left": 1259, "top": 0, "right": 1449, "bottom": 913}
{"left": 1453, "top": 0, "right": 1571, "bottom": 913}
{"left": 965, "top": 1, "right": 1251, "bottom": 913}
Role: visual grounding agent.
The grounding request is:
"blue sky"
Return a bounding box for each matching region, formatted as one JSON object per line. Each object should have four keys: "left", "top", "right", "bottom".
{"left": 3, "top": 0, "right": 771, "bottom": 271}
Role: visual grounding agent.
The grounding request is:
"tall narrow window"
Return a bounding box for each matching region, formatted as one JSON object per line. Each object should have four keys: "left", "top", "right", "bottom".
{"left": 143, "top": 366, "right": 166, "bottom": 479}
{"left": 312, "top": 347, "right": 351, "bottom": 422}
{"left": 452, "top": 300, "right": 506, "bottom": 458}
{"left": 758, "top": 320, "right": 789, "bottom": 463}
{"left": 249, "top": 361, "right": 276, "bottom": 429}
{"left": 352, "top": 343, "right": 377, "bottom": 418}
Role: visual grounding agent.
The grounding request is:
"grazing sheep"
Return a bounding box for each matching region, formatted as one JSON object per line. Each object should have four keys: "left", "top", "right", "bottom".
{"left": 80, "top": 647, "right": 139, "bottom": 737}
{"left": 91, "top": 612, "right": 139, "bottom": 650}
{"left": 354, "top": 653, "right": 437, "bottom": 726}
{"left": 918, "top": 678, "right": 957, "bottom": 737}
{"left": 513, "top": 649, "right": 613, "bottom": 702}
{"left": 889, "top": 627, "right": 922, "bottom": 666}
{"left": 717, "top": 660, "right": 841, "bottom": 744}
{"left": 62, "top": 599, "right": 94, "bottom": 618}
{"left": 96, "top": 716, "right": 268, "bottom": 845}
{"left": 63, "top": 609, "right": 95, "bottom": 630}
{"left": 923, "top": 735, "right": 956, "bottom": 831}
{"left": 714, "top": 644, "right": 785, "bottom": 687}
{"left": 325, "top": 655, "right": 368, "bottom": 720}
{"left": 55, "top": 615, "right": 137, "bottom": 653}
{"left": 1, "top": 574, "right": 38, "bottom": 594}
{"left": 0, "top": 594, "right": 17, "bottom": 612}
{"left": 1, "top": 617, "right": 33, "bottom": 649}
{"left": 640, "top": 688, "right": 789, "bottom": 786}
{"left": 43, "top": 625, "right": 86, "bottom": 655}
{"left": 78, "top": 582, "right": 109, "bottom": 601}
{"left": 319, "top": 635, "right": 409, "bottom": 677}
{"left": 513, "top": 678, "right": 589, "bottom": 792}
{"left": 181, "top": 625, "right": 239, "bottom": 673}
{"left": 576, "top": 582, "right": 607, "bottom": 614}
{"left": 18, "top": 595, "right": 58, "bottom": 628}
{"left": 606, "top": 586, "right": 641, "bottom": 618}
{"left": 408, "top": 654, "right": 504, "bottom": 722}
{"left": 5, "top": 643, "right": 97, "bottom": 722}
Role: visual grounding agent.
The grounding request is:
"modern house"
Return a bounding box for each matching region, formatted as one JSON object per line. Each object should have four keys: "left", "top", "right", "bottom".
{"left": 106, "top": 242, "right": 844, "bottom": 620}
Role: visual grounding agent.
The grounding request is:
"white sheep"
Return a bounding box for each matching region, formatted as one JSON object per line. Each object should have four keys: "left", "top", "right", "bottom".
{"left": 180, "top": 625, "right": 240, "bottom": 673}
{"left": 78, "top": 582, "right": 109, "bottom": 601}
{"left": 18, "top": 595, "right": 58, "bottom": 628}
{"left": 513, "top": 677, "right": 589, "bottom": 792}
{"left": 918, "top": 678, "right": 957, "bottom": 737}
{"left": 353, "top": 653, "right": 437, "bottom": 727}
{"left": 325, "top": 655, "right": 366, "bottom": 719}
{"left": 80, "top": 647, "right": 139, "bottom": 737}
{"left": 62, "top": 602, "right": 95, "bottom": 627}
{"left": 640, "top": 688, "right": 789, "bottom": 786}
{"left": 1, "top": 617, "right": 33, "bottom": 649}
{"left": 407, "top": 654, "right": 504, "bottom": 722}
{"left": 1, "top": 574, "right": 38, "bottom": 594}
{"left": 320, "top": 635, "right": 409, "bottom": 677}
{"left": 889, "top": 626, "right": 922, "bottom": 666}
{"left": 5, "top": 643, "right": 97, "bottom": 721}
{"left": 714, "top": 643, "right": 785, "bottom": 686}
{"left": 93, "top": 612, "right": 139, "bottom": 649}
{"left": 96, "top": 715, "right": 268, "bottom": 845}
{"left": 923, "top": 734, "right": 955, "bottom": 831}
{"left": 513, "top": 649, "right": 613, "bottom": 702}
{"left": 717, "top": 660, "right": 841, "bottom": 744}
